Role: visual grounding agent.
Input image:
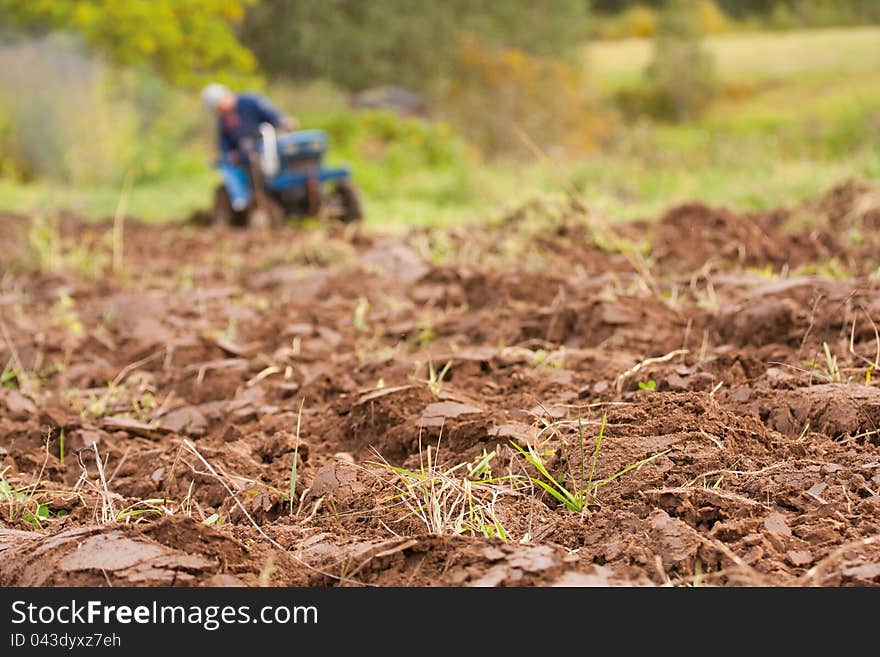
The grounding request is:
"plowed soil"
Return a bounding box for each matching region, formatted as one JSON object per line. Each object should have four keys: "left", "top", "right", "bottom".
{"left": 2, "top": 181, "right": 880, "bottom": 587}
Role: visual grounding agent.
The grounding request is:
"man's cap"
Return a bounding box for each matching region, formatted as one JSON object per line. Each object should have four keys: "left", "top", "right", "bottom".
{"left": 201, "top": 83, "right": 230, "bottom": 110}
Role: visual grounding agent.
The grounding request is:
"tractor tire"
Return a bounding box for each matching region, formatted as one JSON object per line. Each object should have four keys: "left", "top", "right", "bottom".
{"left": 306, "top": 176, "right": 323, "bottom": 216}
{"left": 247, "top": 197, "right": 285, "bottom": 229}
{"left": 330, "top": 180, "right": 363, "bottom": 223}
{"left": 212, "top": 186, "right": 248, "bottom": 228}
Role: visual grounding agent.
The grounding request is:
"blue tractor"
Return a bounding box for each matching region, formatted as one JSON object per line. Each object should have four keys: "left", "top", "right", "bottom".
{"left": 213, "top": 124, "right": 363, "bottom": 227}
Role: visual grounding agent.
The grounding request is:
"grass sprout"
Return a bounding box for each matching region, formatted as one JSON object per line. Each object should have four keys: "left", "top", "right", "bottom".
{"left": 0, "top": 466, "right": 73, "bottom": 530}
{"left": 353, "top": 297, "right": 370, "bottom": 332}
{"left": 115, "top": 498, "right": 175, "bottom": 523}
{"left": 512, "top": 413, "right": 669, "bottom": 513}
{"left": 425, "top": 358, "right": 452, "bottom": 397}
{"left": 823, "top": 342, "right": 842, "bottom": 382}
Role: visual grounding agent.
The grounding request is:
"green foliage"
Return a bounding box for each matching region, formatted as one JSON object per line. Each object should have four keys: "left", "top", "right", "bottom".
{"left": 2, "top": 24, "right": 879, "bottom": 229}
{"left": 511, "top": 414, "right": 607, "bottom": 513}
{"left": 644, "top": 0, "right": 718, "bottom": 121}
{"left": 512, "top": 413, "right": 670, "bottom": 514}
{"left": 1, "top": 367, "right": 20, "bottom": 389}
{"left": 822, "top": 342, "right": 842, "bottom": 382}
{"left": 0, "top": 174, "right": 219, "bottom": 224}
{"left": 0, "top": 0, "right": 257, "bottom": 85}
{"left": 413, "top": 316, "right": 437, "bottom": 346}
{"left": 0, "top": 469, "right": 68, "bottom": 531}
{"left": 316, "top": 110, "right": 469, "bottom": 175}
{"left": 241, "top": 0, "right": 590, "bottom": 91}
{"left": 298, "top": 105, "right": 478, "bottom": 207}
{"left": 425, "top": 359, "right": 452, "bottom": 397}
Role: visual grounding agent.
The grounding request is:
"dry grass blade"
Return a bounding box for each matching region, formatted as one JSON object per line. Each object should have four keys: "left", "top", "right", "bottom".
{"left": 92, "top": 441, "right": 115, "bottom": 522}
{"left": 0, "top": 311, "right": 32, "bottom": 393}
{"left": 374, "top": 442, "right": 520, "bottom": 539}
{"left": 849, "top": 310, "right": 880, "bottom": 383}
{"left": 181, "top": 439, "right": 371, "bottom": 587}
{"left": 289, "top": 398, "right": 304, "bottom": 516}
{"left": 615, "top": 349, "right": 689, "bottom": 393}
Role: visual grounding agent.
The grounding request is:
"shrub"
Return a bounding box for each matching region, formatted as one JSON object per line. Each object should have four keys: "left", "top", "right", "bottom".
{"left": 597, "top": 5, "right": 658, "bottom": 39}
{"left": 0, "top": 35, "right": 208, "bottom": 185}
{"left": 596, "top": 1, "right": 728, "bottom": 40}
{"left": 242, "top": 0, "right": 590, "bottom": 93}
{"left": 0, "top": 36, "right": 137, "bottom": 184}
{"left": 439, "top": 33, "right": 609, "bottom": 157}
{"left": 296, "top": 107, "right": 478, "bottom": 206}
{"left": 645, "top": 0, "right": 718, "bottom": 122}
{"left": 0, "top": 0, "right": 258, "bottom": 86}
{"left": 696, "top": 0, "right": 730, "bottom": 34}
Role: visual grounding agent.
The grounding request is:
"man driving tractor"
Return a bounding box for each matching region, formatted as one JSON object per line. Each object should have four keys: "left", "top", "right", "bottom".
{"left": 201, "top": 83, "right": 362, "bottom": 226}
{"left": 201, "top": 83, "right": 297, "bottom": 169}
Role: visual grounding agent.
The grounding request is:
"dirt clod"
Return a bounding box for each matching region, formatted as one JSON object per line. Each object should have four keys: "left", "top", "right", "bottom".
{"left": 3, "top": 185, "right": 880, "bottom": 586}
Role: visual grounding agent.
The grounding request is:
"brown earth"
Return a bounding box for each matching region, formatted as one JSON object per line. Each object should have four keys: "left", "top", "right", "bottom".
{"left": 1, "top": 180, "right": 879, "bottom": 587}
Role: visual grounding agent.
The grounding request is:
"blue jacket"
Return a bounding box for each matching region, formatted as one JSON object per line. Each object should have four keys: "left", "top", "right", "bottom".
{"left": 218, "top": 93, "right": 285, "bottom": 160}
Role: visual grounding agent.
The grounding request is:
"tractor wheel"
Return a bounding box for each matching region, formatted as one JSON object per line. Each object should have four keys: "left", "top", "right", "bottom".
{"left": 212, "top": 186, "right": 247, "bottom": 228}
{"left": 329, "top": 180, "right": 363, "bottom": 223}
{"left": 306, "top": 175, "right": 323, "bottom": 216}
{"left": 247, "top": 196, "right": 285, "bottom": 229}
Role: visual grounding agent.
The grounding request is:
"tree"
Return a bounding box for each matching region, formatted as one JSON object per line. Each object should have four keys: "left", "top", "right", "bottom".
{"left": 646, "top": 0, "right": 717, "bottom": 121}
{"left": 0, "top": 0, "right": 258, "bottom": 85}
{"left": 240, "top": 0, "right": 591, "bottom": 91}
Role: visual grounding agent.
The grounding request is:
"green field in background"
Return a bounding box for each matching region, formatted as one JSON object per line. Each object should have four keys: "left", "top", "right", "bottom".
{"left": 589, "top": 26, "right": 880, "bottom": 87}
{"left": 3, "top": 27, "right": 878, "bottom": 226}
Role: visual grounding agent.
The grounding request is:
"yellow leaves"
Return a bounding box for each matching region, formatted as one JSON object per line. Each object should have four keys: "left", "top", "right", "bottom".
{"left": 442, "top": 33, "right": 608, "bottom": 157}
{"left": 597, "top": 1, "right": 729, "bottom": 40}
{"left": 597, "top": 5, "right": 658, "bottom": 40}
{"left": 0, "top": 0, "right": 257, "bottom": 86}
{"left": 70, "top": 3, "right": 100, "bottom": 30}
{"left": 133, "top": 34, "right": 158, "bottom": 56}
{"left": 628, "top": 7, "right": 659, "bottom": 38}
{"left": 696, "top": 0, "right": 730, "bottom": 34}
